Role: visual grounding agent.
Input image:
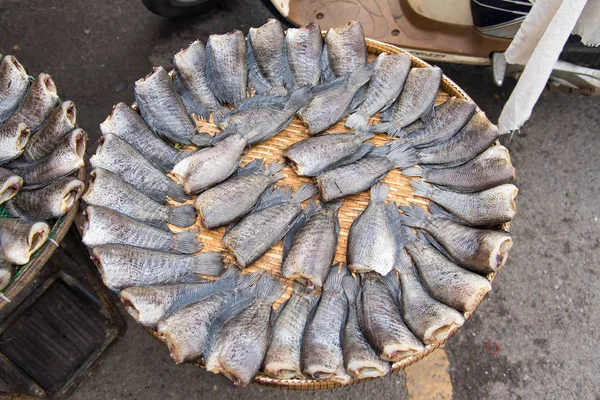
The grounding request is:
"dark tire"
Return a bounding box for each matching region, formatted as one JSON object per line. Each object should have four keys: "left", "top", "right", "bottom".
{"left": 258, "top": 0, "right": 298, "bottom": 28}
{"left": 560, "top": 35, "right": 600, "bottom": 69}
{"left": 141, "top": 0, "right": 217, "bottom": 18}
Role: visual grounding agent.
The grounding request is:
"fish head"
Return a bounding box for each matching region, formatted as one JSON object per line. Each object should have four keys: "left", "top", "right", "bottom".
{"left": 346, "top": 360, "right": 388, "bottom": 379}
{"left": 0, "top": 175, "right": 23, "bottom": 204}
{"left": 37, "top": 72, "right": 58, "bottom": 98}
{"left": 26, "top": 222, "right": 50, "bottom": 258}
{"left": 11, "top": 123, "right": 31, "bottom": 152}
{"left": 263, "top": 361, "right": 303, "bottom": 380}
{"left": 1, "top": 55, "right": 27, "bottom": 77}
{"left": 61, "top": 101, "right": 77, "bottom": 126}
{"left": 381, "top": 342, "right": 423, "bottom": 362}
{"left": 59, "top": 178, "right": 85, "bottom": 214}
{"left": 489, "top": 235, "right": 513, "bottom": 271}
{"left": 119, "top": 288, "right": 164, "bottom": 327}
{"left": 66, "top": 128, "right": 87, "bottom": 167}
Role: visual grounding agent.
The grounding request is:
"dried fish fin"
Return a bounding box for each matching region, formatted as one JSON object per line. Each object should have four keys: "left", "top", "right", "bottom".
{"left": 187, "top": 252, "right": 224, "bottom": 276}
{"left": 246, "top": 40, "right": 272, "bottom": 95}
{"left": 203, "top": 291, "right": 256, "bottom": 359}
{"left": 234, "top": 159, "right": 265, "bottom": 177}
{"left": 171, "top": 228, "right": 202, "bottom": 254}
{"left": 173, "top": 71, "right": 211, "bottom": 121}
{"left": 319, "top": 43, "right": 334, "bottom": 83}
{"left": 292, "top": 183, "right": 317, "bottom": 204}
{"left": 253, "top": 185, "right": 293, "bottom": 213}
{"left": 282, "top": 210, "right": 308, "bottom": 259}
{"left": 166, "top": 204, "right": 197, "bottom": 228}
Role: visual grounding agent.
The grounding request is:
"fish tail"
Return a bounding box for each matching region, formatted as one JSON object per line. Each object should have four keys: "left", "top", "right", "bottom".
{"left": 402, "top": 167, "right": 423, "bottom": 178}
{"left": 254, "top": 185, "right": 294, "bottom": 212}
{"left": 268, "top": 160, "right": 287, "bottom": 176}
{"left": 188, "top": 252, "right": 224, "bottom": 277}
{"left": 167, "top": 182, "right": 191, "bottom": 203}
{"left": 427, "top": 202, "right": 462, "bottom": 223}
{"left": 348, "top": 63, "right": 374, "bottom": 89}
{"left": 325, "top": 200, "right": 344, "bottom": 212}
{"left": 203, "top": 294, "right": 255, "bottom": 359}
{"left": 171, "top": 228, "right": 202, "bottom": 254}
{"left": 166, "top": 204, "right": 197, "bottom": 228}
{"left": 356, "top": 129, "right": 375, "bottom": 142}
{"left": 285, "top": 86, "right": 312, "bottom": 111}
{"left": 190, "top": 132, "right": 214, "bottom": 147}
{"left": 370, "top": 182, "right": 390, "bottom": 204}
{"left": 369, "top": 122, "right": 394, "bottom": 136}
{"left": 399, "top": 205, "right": 429, "bottom": 229}
{"left": 292, "top": 183, "right": 318, "bottom": 204}
{"left": 236, "top": 159, "right": 265, "bottom": 176}
{"left": 235, "top": 271, "right": 261, "bottom": 291}
{"left": 323, "top": 264, "right": 348, "bottom": 292}
{"left": 345, "top": 112, "right": 368, "bottom": 132}
{"left": 387, "top": 143, "right": 417, "bottom": 170}
{"left": 342, "top": 275, "right": 359, "bottom": 304}
{"left": 211, "top": 104, "right": 231, "bottom": 125}
{"left": 256, "top": 275, "right": 287, "bottom": 304}
{"left": 381, "top": 271, "right": 401, "bottom": 297}
{"left": 410, "top": 179, "right": 434, "bottom": 199}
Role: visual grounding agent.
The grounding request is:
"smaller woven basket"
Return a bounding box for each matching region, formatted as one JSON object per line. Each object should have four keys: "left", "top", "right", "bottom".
{"left": 140, "top": 38, "right": 506, "bottom": 390}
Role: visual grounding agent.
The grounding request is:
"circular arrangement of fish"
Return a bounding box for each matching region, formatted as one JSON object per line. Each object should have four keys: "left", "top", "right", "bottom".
{"left": 83, "top": 20, "right": 517, "bottom": 388}
{"left": 0, "top": 54, "right": 87, "bottom": 293}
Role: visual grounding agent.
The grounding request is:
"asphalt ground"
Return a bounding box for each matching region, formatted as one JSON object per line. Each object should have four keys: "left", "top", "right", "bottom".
{"left": 1, "top": 0, "right": 598, "bottom": 398}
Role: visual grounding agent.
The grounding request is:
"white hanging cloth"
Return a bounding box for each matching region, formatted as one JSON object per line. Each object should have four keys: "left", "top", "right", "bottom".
{"left": 498, "top": 0, "right": 600, "bottom": 135}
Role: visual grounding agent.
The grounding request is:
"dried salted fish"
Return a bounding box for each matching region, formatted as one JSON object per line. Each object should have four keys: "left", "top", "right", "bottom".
{"left": 247, "top": 19, "right": 291, "bottom": 94}
{"left": 359, "top": 271, "right": 424, "bottom": 362}
{"left": 0, "top": 218, "right": 50, "bottom": 265}
{"left": 205, "top": 275, "right": 286, "bottom": 386}
{"left": 263, "top": 283, "right": 320, "bottom": 379}
{"left": 0, "top": 55, "right": 30, "bottom": 123}
{"left": 100, "top": 102, "right": 190, "bottom": 172}
{"left": 194, "top": 159, "right": 285, "bottom": 229}
{"left": 400, "top": 204, "right": 512, "bottom": 274}
{"left": 411, "top": 180, "right": 518, "bottom": 226}
{"left": 301, "top": 266, "right": 351, "bottom": 384}
{"left": 5, "top": 176, "right": 84, "bottom": 220}
{"left": 22, "top": 101, "right": 76, "bottom": 161}
{"left": 0, "top": 167, "right": 23, "bottom": 205}
{"left": 316, "top": 141, "right": 415, "bottom": 201}
{"left": 342, "top": 275, "right": 390, "bottom": 379}
{"left": 83, "top": 168, "right": 196, "bottom": 230}
{"left": 403, "top": 145, "right": 516, "bottom": 193}
{"left": 347, "top": 183, "right": 397, "bottom": 275}
{"left": 206, "top": 30, "right": 248, "bottom": 106}
{"left": 282, "top": 200, "right": 342, "bottom": 288}
{"left": 0, "top": 122, "right": 30, "bottom": 164}
{"left": 173, "top": 40, "right": 230, "bottom": 124}
{"left": 286, "top": 23, "right": 322, "bottom": 89}
{"left": 222, "top": 184, "right": 317, "bottom": 268}
{"left": 5, "top": 73, "right": 59, "bottom": 131}
{"left": 82, "top": 205, "right": 202, "bottom": 254}
{"left": 346, "top": 53, "right": 412, "bottom": 132}
{"left": 92, "top": 245, "right": 223, "bottom": 291}
{"left": 283, "top": 130, "right": 374, "bottom": 177}
{"left": 373, "top": 67, "right": 442, "bottom": 136}
{"left": 91, "top": 133, "right": 188, "bottom": 203}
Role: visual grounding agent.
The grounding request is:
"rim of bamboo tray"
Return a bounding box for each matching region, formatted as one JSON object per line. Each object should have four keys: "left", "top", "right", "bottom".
{"left": 0, "top": 166, "right": 86, "bottom": 310}
{"left": 137, "top": 37, "right": 509, "bottom": 390}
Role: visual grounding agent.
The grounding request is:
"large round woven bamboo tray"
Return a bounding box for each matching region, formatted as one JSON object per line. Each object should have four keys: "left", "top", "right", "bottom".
{"left": 0, "top": 166, "right": 86, "bottom": 309}
{"left": 137, "top": 37, "right": 508, "bottom": 389}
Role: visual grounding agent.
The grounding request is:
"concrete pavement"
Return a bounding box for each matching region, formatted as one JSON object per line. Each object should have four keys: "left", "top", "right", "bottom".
{"left": 1, "top": 0, "right": 598, "bottom": 398}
